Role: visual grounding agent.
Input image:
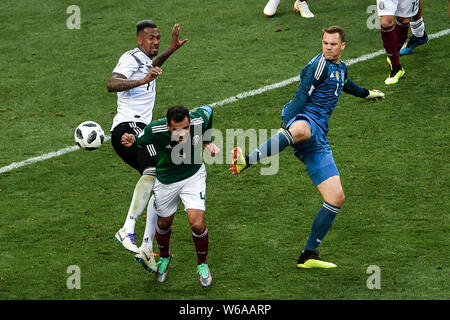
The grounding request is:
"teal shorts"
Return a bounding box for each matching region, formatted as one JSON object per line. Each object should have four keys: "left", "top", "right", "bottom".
{"left": 288, "top": 115, "right": 340, "bottom": 186}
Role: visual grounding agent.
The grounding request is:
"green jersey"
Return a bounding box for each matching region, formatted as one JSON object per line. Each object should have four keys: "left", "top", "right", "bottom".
{"left": 133, "top": 106, "right": 213, "bottom": 184}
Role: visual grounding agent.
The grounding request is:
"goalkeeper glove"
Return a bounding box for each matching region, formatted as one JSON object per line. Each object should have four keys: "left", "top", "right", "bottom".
{"left": 364, "top": 89, "right": 385, "bottom": 100}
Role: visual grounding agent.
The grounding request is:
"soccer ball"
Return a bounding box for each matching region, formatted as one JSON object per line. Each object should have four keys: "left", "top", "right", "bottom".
{"left": 74, "top": 121, "right": 105, "bottom": 150}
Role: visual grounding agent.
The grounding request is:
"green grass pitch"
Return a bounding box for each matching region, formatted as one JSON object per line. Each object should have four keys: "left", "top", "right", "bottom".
{"left": 0, "top": 0, "right": 449, "bottom": 300}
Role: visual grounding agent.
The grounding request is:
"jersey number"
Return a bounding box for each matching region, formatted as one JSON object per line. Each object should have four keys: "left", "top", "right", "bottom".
{"left": 334, "top": 83, "right": 339, "bottom": 96}
{"left": 411, "top": 0, "right": 419, "bottom": 13}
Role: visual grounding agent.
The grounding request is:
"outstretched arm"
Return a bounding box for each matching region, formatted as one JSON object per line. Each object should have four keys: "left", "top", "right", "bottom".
{"left": 343, "top": 78, "right": 385, "bottom": 100}
{"left": 152, "top": 24, "right": 188, "bottom": 67}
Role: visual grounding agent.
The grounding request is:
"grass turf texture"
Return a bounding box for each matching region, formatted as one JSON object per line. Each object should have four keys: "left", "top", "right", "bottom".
{"left": 0, "top": 0, "right": 449, "bottom": 299}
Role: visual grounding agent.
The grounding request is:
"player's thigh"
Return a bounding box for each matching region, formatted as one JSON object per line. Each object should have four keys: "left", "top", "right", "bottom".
{"left": 111, "top": 122, "right": 156, "bottom": 174}
{"left": 111, "top": 123, "right": 140, "bottom": 171}
{"left": 179, "top": 165, "right": 207, "bottom": 213}
{"left": 135, "top": 143, "right": 157, "bottom": 174}
{"left": 133, "top": 123, "right": 157, "bottom": 174}
{"left": 316, "top": 175, "right": 345, "bottom": 207}
{"left": 153, "top": 179, "right": 182, "bottom": 218}
{"left": 302, "top": 148, "right": 340, "bottom": 187}
{"left": 291, "top": 117, "right": 324, "bottom": 159}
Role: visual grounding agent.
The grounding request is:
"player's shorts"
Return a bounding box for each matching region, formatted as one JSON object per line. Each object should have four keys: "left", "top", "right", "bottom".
{"left": 111, "top": 122, "right": 157, "bottom": 175}
{"left": 287, "top": 115, "right": 340, "bottom": 187}
{"left": 376, "top": 0, "right": 419, "bottom": 18}
{"left": 152, "top": 164, "right": 207, "bottom": 217}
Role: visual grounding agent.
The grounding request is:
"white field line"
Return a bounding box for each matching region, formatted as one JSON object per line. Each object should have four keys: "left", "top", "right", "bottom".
{"left": 1, "top": 28, "right": 449, "bottom": 174}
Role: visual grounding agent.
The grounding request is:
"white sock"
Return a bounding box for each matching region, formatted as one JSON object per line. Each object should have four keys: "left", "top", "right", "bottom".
{"left": 140, "top": 195, "right": 158, "bottom": 252}
{"left": 122, "top": 174, "right": 155, "bottom": 233}
{"left": 410, "top": 17, "right": 425, "bottom": 38}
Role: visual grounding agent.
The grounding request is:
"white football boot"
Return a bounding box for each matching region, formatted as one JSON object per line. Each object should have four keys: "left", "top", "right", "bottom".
{"left": 263, "top": 0, "right": 280, "bottom": 17}
{"left": 135, "top": 248, "right": 157, "bottom": 273}
{"left": 294, "top": 0, "right": 314, "bottom": 18}
{"left": 114, "top": 228, "right": 139, "bottom": 254}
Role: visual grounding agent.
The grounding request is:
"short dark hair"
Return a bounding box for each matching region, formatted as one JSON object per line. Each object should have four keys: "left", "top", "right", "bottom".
{"left": 136, "top": 20, "right": 157, "bottom": 35}
{"left": 167, "top": 106, "right": 190, "bottom": 124}
{"left": 322, "top": 26, "right": 345, "bottom": 42}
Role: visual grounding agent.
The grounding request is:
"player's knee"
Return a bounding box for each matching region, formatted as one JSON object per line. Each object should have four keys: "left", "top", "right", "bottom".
{"left": 397, "top": 17, "right": 410, "bottom": 25}
{"left": 380, "top": 16, "right": 395, "bottom": 29}
{"left": 325, "top": 189, "right": 345, "bottom": 208}
{"left": 157, "top": 221, "right": 170, "bottom": 231}
{"left": 333, "top": 190, "right": 345, "bottom": 207}
{"left": 157, "top": 216, "right": 173, "bottom": 230}
{"left": 289, "top": 123, "right": 311, "bottom": 144}
{"left": 190, "top": 222, "right": 206, "bottom": 235}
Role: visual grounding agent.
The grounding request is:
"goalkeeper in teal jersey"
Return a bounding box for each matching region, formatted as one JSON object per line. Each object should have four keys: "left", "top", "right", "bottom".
{"left": 122, "top": 105, "right": 219, "bottom": 287}
{"left": 231, "top": 26, "right": 385, "bottom": 269}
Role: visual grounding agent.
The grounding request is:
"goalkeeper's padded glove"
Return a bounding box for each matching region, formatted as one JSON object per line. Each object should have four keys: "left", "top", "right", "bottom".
{"left": 364, "top": 89, "right": 385, "bottom": 100}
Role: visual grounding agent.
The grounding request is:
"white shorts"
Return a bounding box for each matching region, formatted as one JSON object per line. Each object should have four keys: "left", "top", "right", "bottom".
{"left": 152, "top": 164, "right": 207, "bottom": 217}
{"left": 377, "top": 0, "right": 419, "bottom": 18}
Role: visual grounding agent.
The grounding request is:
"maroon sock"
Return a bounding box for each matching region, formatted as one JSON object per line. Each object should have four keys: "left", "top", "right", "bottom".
{"left": 395, "top": 20, "right": 410, "bottom": 53}
{"left": 381, "top": 25, "right": 400, "bottom": 67}
{"left": 155, "top": 226, "right": 171, "bottom": 258}
{"left": 192, "top": 228, "right": 209, "bottom": 265}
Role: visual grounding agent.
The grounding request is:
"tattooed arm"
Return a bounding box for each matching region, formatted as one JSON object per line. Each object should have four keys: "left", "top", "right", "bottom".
{"left": 107, "top": 67, "right": 162, "bottom": 92}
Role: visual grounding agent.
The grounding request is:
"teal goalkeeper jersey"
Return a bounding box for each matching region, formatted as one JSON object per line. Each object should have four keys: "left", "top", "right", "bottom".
{"left": 132, "top": 106, "right": 213, "bottom": 184}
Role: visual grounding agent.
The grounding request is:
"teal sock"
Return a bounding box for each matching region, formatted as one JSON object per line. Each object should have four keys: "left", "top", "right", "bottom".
{"left": 248, "top": 130, "right": 294, "bottom": 164}
{"left": 305, "top": 202, "right": 340, "bottom": 251}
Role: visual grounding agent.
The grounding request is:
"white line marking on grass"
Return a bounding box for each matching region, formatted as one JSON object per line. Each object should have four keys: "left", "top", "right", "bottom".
{"left": 429, "top": 28, "right": 450, "bottom": 39}
{"left": 1, "top": 29, "right": 449, "bottom": 174}
{"left": 0, "top": 136, "right": 111, "bottom": 174}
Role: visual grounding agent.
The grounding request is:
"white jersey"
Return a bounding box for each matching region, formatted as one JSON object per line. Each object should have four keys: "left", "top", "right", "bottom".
{"left": 376, "top": 0, "right": 419, "bottom": 18}
{"left": 110, "top": 48, "right": 156, "bottom": 131}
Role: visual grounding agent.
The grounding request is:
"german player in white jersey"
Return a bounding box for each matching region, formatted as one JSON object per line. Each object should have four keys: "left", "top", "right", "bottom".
{"left": 107, "top": 20, "right": 187, "bottom": 273}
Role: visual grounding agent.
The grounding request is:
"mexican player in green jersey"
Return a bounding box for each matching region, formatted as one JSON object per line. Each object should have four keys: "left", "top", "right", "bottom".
{"left": 121, "top": 105, "right": 219, "bottom": 287}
